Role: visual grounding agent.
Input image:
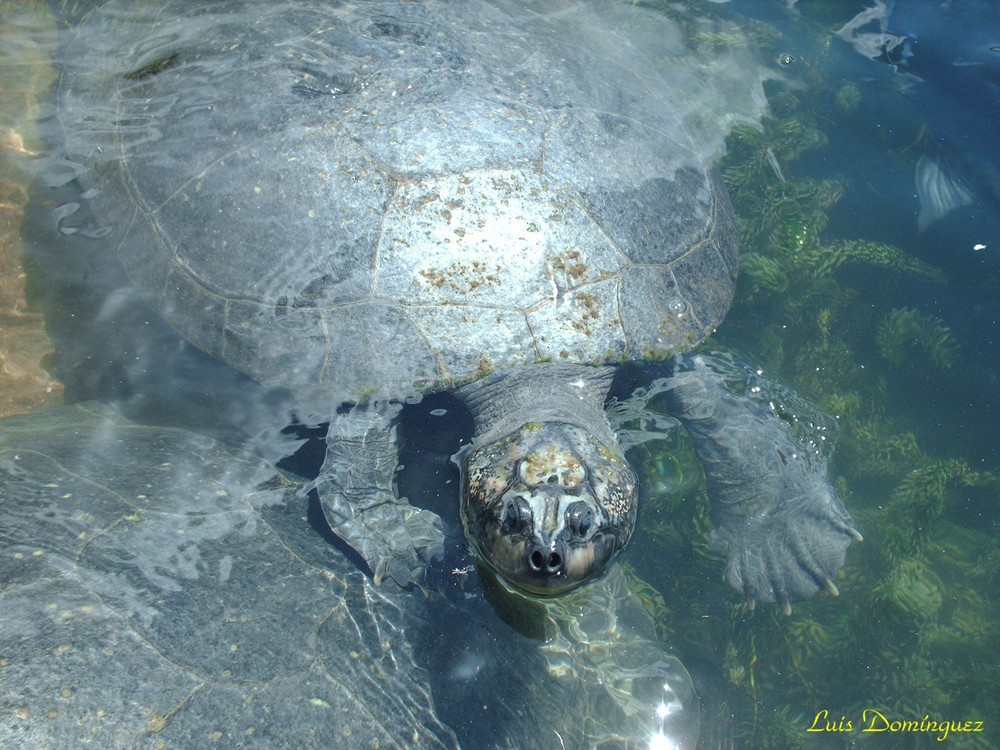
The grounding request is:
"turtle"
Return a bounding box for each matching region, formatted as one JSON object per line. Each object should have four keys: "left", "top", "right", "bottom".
{"left": 0, "top": 402, "right": 699, "bottom": 749}
{"left": 0, "top": 403, "right": 459, "bottom": 748}
{"left": 51, "top": 0, "right": 862, "bottom": 611}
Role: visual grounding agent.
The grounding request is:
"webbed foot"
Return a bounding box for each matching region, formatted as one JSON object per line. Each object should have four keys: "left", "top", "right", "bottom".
{"left": 666, "top": 353, "right": 862, "bottom": 613}
{"left": 313, "top": 404, "right": 445, "bottom": 590}
{"left": 715, "top": 499, "right": 862, "bottom": 614}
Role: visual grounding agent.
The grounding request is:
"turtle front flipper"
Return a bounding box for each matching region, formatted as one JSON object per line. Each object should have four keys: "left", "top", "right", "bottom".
{"left": 313, "top": 403, "right": 445, "bottom": 589}
{"left": 666, "top": 354, "right": 862, "bottom": 614}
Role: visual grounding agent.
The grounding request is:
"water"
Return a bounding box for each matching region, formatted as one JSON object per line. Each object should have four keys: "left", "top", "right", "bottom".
{"left": 0, "top": 3, "right": 63, "bottom": 416}
{"left": 1, "top": 1, "right": 998, "bottom": 748}
{"left": 656, "top": 2, "right": 1000, "bottom": 747}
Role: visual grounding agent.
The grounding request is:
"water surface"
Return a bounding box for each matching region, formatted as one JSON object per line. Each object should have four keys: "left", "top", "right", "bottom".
{"left": 1, "top": 1, "right": 998, "bottom": 748}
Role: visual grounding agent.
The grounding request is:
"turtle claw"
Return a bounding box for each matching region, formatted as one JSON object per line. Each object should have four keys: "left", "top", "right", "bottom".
{"left": 718, "top": 506, "right": 858, "bottom": 610}
{"left": 665, "top": 354, "right": 861, "bottom": 611}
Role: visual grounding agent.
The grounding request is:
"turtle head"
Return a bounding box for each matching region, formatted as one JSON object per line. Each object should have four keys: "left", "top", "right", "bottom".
{"left": 459, "top": 421, "right": 636, "bottom": 596}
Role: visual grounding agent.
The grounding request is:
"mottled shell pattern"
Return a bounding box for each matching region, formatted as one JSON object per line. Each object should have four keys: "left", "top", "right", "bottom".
{"left": 60, "top": 1, "right": 741, "bottom": 410}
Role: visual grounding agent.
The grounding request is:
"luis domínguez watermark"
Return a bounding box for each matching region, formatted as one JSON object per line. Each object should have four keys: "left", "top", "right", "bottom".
{"left": 807, "top": 709, "right": 985, "bottom": 742}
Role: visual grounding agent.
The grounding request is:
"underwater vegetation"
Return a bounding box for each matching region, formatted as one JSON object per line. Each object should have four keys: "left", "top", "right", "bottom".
{"left": 877, "top": 307, "right": 958, "bottom": 370}
{"left": 6, "top": 1, "right": 994, "bottom": 747}
{"left": 624, "top": 9, "right": 999, "bottom": 749}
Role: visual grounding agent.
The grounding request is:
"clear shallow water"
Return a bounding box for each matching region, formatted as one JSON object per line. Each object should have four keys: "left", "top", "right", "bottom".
{"left": 653, "top": 2, "right": 1000, "bottom": 748}
{"left": 1, "top": 1, "right": 998, "bottom": 749}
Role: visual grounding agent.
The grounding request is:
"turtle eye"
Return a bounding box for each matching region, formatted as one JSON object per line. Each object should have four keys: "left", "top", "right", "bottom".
{"left": 566, "top": 502, "right": 594, "bottom": 538}
{"left": 500, "top": 498, "right": 531, "bottom": 534}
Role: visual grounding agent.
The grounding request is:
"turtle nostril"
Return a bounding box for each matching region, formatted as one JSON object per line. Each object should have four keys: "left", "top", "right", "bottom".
{"left": 547, "top": 551, "right": 562, "bottom": 571}
{"left": 527, "top": 543, "right": 564, "bottom": 575}
{"left": 529, "top": 549, "right": 545, "bottom": 571}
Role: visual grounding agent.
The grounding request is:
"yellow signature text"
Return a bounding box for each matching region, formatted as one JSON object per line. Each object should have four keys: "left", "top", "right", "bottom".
{"left": 806, "top": 709, "right": 985, "bottom": 742}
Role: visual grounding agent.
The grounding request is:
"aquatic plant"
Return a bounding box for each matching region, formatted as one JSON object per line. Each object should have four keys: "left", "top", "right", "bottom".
{"left": 874, "top": 558, "right": 944, "bottom": 620}
{"left": 799, "top": 239, "right": 945, "bottom": 281}
{"left": 877, "top": 306, "right": 959, "bottom": 370}
{"left": 836, "top": 83, "right": 861, "bottom": 111}
{"left": 890, "top": 458, "right": 994, "bottom": 529}
{"left": 738, "top": 252, "right": 788, "bottom": 301}
{"left": 621, "top": 563, "right": 672, "bottom": 643}
{"left": 635, "top": 10, "right": 1000, "bottom": 746}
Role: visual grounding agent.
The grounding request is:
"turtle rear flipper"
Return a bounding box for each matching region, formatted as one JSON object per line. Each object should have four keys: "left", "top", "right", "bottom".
{"left": 666, "top": 354, "right": 861, "bottom": 613}
{"left": 313, "top": 403, "right": 445, "bottom": 589}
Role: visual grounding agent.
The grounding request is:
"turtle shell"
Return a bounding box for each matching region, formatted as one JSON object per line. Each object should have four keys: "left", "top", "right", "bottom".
{"left": 58, "top": 0, "right": 740, "bottom": 410}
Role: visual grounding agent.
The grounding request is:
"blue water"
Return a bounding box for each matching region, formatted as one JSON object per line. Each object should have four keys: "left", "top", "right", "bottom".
{"left": 2, "top": 1, "right": 998, "bottom": 748}
{"left": 673, "top": 2, "right": 1000, "bottom": 748}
